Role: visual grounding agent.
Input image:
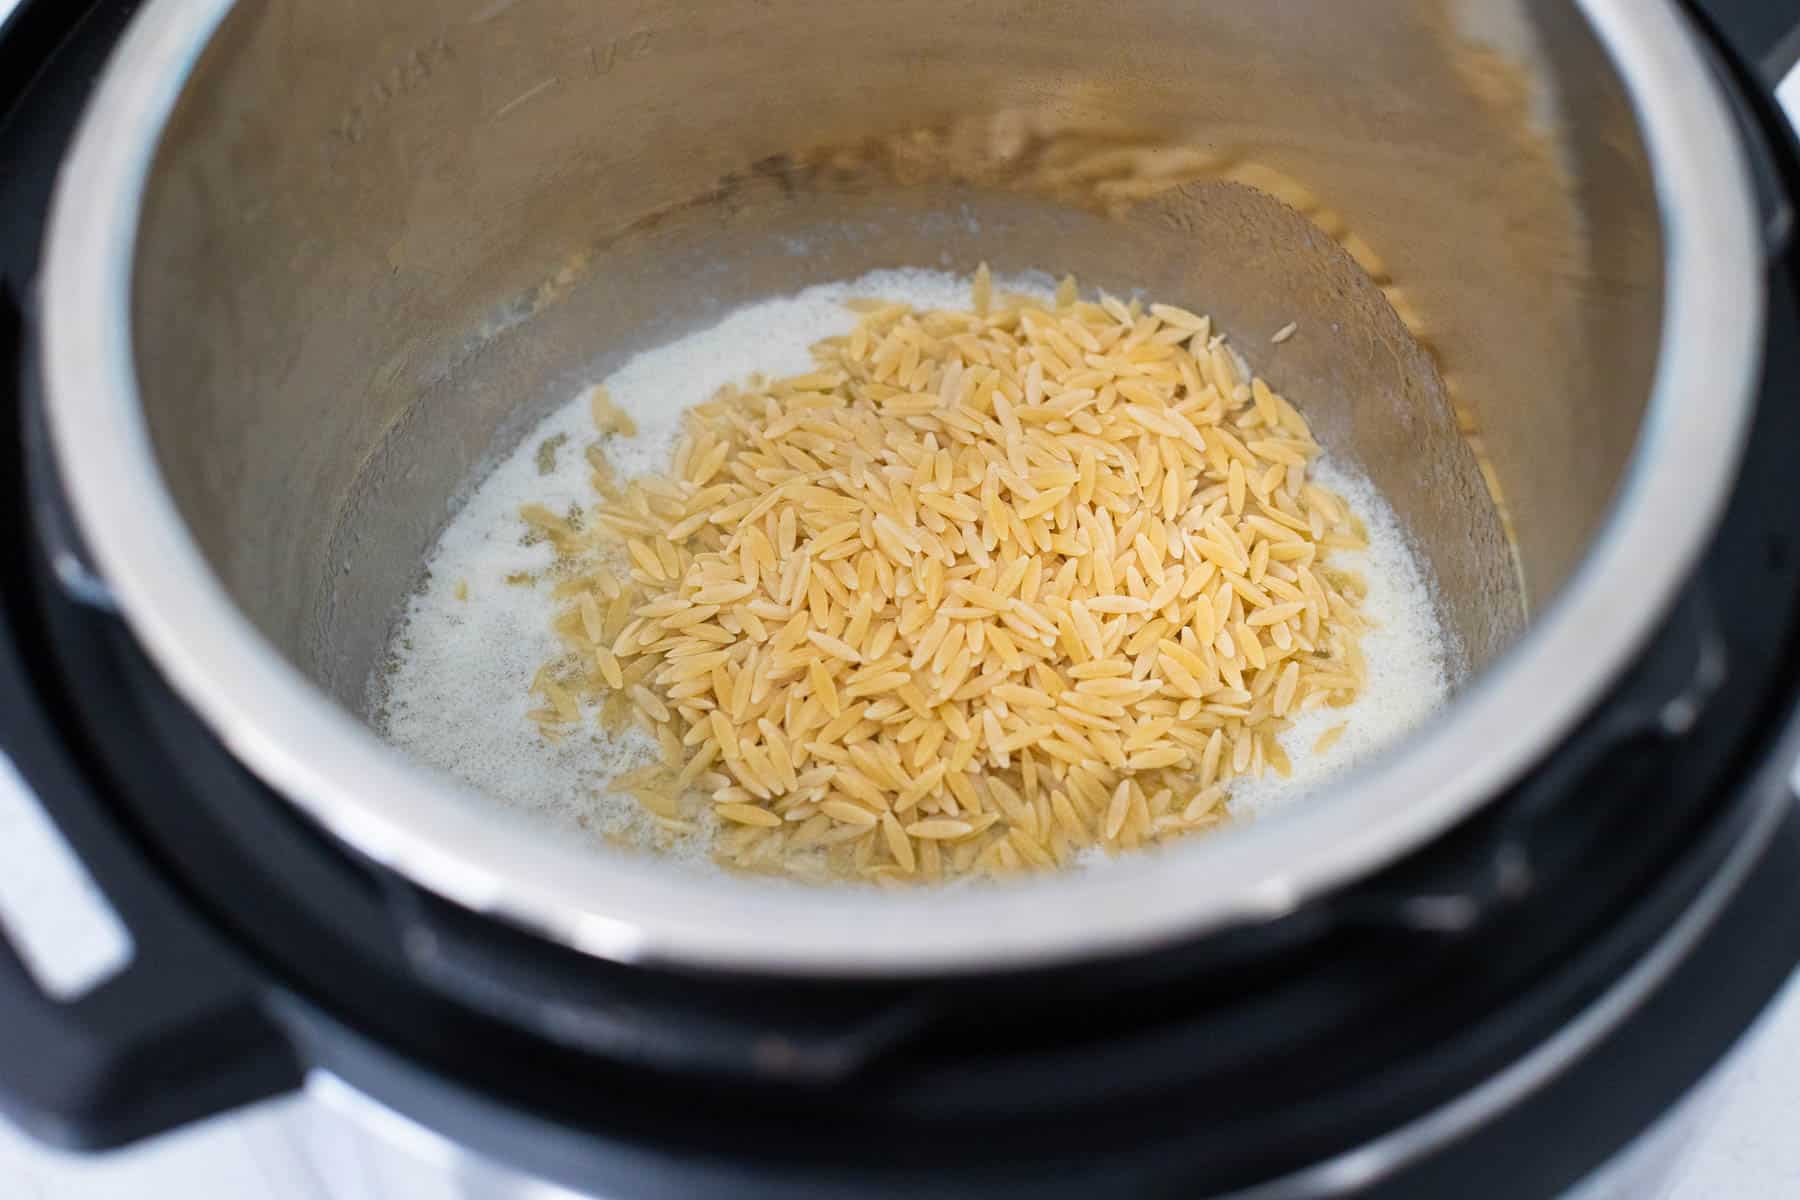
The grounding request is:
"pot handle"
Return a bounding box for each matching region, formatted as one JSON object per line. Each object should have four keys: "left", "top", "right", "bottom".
{"left": 1686, "top": 0, "right": 1800, "bottom": 87}
{"left": 0, "top": 290, "right": 300, "bottom": 1150}
{"left": 1685, "top": 0, "right": 1800, "bottom": 258}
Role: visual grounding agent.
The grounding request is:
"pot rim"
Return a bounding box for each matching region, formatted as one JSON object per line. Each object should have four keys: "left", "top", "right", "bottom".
{"left": 39, "top": 0, "right": 1765, "bottom": 975}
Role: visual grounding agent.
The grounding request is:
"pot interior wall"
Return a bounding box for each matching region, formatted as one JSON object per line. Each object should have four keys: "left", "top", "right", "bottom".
{"left": 129, "top": 0, "right": 1661, "bottom": 720}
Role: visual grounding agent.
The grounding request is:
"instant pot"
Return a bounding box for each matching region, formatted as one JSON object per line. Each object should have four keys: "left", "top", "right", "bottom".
{"left": 6, "top": 0, "right": 1800, "bottom": 1195}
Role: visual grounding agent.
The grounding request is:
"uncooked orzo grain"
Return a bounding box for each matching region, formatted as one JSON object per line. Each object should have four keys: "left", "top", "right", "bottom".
{"left": 520, "top": 269, "right": 1372, "bottom": 883}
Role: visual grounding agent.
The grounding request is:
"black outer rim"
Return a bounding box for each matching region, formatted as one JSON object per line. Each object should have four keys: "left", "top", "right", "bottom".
{"left": 76, "top": 248, "right": 1800, "bottom": 1199}
{"left": 273, "top": 782, "right": 1800, "bottom": 1200}
{"left": 18, "top": 158, "right": 1800, "bottom": 1200}
{"left": 2, "top": 0, "right": 1800, "bottom": 1194}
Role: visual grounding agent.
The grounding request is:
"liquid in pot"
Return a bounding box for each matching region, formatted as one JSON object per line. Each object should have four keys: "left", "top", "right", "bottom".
{"left": 376, "top": 267, "right": 1452, "bottom": 881}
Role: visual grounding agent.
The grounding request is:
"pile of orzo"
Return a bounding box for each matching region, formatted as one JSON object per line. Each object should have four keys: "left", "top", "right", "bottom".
{"left": 521, "top": 266, "right": 1371, "bottom": 883}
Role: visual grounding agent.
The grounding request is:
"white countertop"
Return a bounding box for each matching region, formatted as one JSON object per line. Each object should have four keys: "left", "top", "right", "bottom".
{"left": 1668, "top": 972, "right": 1800, "bottom": 1198}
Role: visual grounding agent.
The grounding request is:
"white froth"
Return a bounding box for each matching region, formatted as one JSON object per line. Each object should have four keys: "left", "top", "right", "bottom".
{"left": 378, "top": 268, "right": 1452, "bottom": 875}
{"left": 377, "top": 271, "right": 999, "bottom": 870}
{"left": 1226, "top": 458, "right": 1452, "bottom": 818}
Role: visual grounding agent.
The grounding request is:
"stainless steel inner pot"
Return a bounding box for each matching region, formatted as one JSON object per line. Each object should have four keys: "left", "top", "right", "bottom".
{"left": 40, "top": 0, "right": 1762, "bottom": 973}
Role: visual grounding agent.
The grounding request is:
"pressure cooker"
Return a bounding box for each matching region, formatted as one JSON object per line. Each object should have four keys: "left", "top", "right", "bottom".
{"left": 4, "top": 0, "right": 1800, "bottom": 1195}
